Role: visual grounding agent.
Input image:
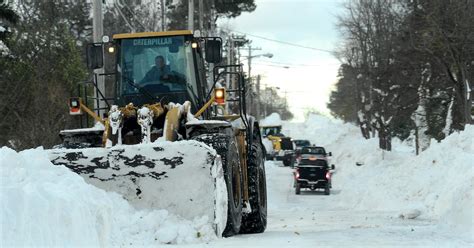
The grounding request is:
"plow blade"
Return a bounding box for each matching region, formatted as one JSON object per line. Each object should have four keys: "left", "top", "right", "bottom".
{"left": 48, "top": 140, "right": 228, "bottom": 236}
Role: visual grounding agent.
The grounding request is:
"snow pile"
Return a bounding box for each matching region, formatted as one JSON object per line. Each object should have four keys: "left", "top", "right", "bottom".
{"left": 261, "top": 112, "right": 282, "bottom": 127}
{"left": 0, "top": 147, "right": 218, "bottom": 247}
{"left": 287, "top": 114, "right": 474, "bottom": 241}
{"left": 283, "top": 114, "right": 348, "bottom": 147}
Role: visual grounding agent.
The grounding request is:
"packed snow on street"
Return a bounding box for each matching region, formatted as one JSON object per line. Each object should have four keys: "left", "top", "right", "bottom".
{"left": 1, "top": 114, "right": 472, "bottom": 247}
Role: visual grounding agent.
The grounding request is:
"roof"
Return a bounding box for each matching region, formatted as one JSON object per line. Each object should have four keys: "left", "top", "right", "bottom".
{"left": 112, "top": 30, "right": 193, "bottom": 40}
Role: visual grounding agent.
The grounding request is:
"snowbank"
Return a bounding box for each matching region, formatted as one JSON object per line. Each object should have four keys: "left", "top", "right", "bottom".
{"left": 287, "top": 114, "right": 474, "bottom": 242}
{"left": 283, "top": 114, "right": 347, "bottom": 147}
{"left": 0, "top": 147, "right": 217, "bottom": 246}
{"left": 261, "top": 113, "right": 282, "bottom": 127}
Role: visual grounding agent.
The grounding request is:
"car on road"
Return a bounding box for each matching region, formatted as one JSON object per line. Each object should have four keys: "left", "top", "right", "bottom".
{"left": 276, "top": 137, "right": 296, "bottom": 167}
{"left": 297, "top": 146, "right": 332, "bottom": 164}
{"left": 294, "top": 158, "right": 334, "bottom": 195}
{"left": 294, "top": 139, "right": 311, "bottom": 153}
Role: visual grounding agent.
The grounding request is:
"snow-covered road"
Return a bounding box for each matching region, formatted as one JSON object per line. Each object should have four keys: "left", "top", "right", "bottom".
{"left": 186, "top": 161, "right": 470, "bottom": 247}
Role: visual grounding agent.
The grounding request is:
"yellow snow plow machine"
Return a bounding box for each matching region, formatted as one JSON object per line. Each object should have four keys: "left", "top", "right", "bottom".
{"left": 48, "top": 30, "right": 267, "bottom": 237}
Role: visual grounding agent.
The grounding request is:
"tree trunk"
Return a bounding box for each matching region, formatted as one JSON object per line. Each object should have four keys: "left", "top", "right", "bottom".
{"left": 442, "top": 89, "right": 455, "bottom": 137}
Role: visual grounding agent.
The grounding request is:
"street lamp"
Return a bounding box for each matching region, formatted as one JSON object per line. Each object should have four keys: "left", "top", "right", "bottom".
{"left": 241, "top": 51, "right": 273, "bottom": 117}
{"left": 246, "top": 53, "right": 273, "bottom": 83}
{"left": 251, "top": 53, "right": 274, "bottom": 59}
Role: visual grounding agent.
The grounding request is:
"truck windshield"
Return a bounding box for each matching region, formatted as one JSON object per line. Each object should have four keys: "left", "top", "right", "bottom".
{"left": 295, "top": 140, "right": 311, "bottom": 147}
{"left": 301, "top": 147, "right": 326, "bottom": 155}
{"left": 117, "top": 36, "right": 198, "bottom": 105}
{"left": 262, "top": 126, "right": 282, "bottom": 136}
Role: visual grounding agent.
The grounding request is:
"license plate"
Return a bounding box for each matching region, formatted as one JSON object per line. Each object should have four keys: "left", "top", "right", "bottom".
{"left": 310, "top": 173, "right": 316, "bottom": 176}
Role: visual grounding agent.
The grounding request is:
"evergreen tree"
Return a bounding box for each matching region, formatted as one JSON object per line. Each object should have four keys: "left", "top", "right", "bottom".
{"left": 0, "top": 0, "right": 88, "bottom": 149}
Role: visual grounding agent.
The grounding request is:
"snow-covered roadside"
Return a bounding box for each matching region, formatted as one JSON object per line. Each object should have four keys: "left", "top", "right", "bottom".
{"left": 285, "top": 114, "right": 474, "bottom": 242}
{"left": 0, "top": 147, "right": 217, "bottom": 246}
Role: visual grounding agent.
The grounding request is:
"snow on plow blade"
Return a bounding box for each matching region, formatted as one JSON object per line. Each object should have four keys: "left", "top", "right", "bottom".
{"left": 48, "top": 140, "right": 227, "bottom": 236}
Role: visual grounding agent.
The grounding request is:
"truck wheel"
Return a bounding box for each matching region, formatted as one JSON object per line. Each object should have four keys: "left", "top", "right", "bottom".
{"left": 191, "top": 132, "right": 243, "bottom": 237}
{"left": 290, "top": 157, "right": 296, "bottom": 168}
{"left": 240, "top": 134, "right": 267, "bottom": 234}
{"left": 295, "top": 183, "right": 301, "bottom": 195}
{"left": 324, "top": 183, "right": 330, "bottom": 195}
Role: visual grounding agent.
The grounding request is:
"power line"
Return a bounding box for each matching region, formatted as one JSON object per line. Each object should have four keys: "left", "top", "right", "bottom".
{"left": 254, "top": 60, "right": 340, "bottom": 67}
{"left": 222, "top": 28, "right": 334, "bottom": 53}
{"left": 253, "top": 63, "right": 291, "bottom": 68}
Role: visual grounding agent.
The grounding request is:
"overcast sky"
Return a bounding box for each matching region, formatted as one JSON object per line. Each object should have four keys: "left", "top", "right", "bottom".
{"left": 219, "top": 0, "right": 345, "bottom": 120}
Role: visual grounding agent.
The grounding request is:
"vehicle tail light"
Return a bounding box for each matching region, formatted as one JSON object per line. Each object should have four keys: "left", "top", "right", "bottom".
{"left": 295, "top": 168, "right": 300, "bottom": 179}
{"left": 325, "top": 172, "right": 331, "bottom": 180}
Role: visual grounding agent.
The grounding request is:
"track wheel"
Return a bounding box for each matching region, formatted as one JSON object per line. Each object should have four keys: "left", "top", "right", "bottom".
{"left": 295, "top": 183, "right": 301, "bottom": 195}
{"left": 324, "top": 183, "right": 330, "bottom": 195}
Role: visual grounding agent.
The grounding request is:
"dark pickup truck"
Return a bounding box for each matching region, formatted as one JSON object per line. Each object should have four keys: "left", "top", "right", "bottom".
{"left": 294, "top": 158, "right": 334, "bottom": 195}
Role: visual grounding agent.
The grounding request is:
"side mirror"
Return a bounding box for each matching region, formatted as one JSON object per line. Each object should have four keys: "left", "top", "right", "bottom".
{"left": 205, "top": 39, "right": 222, "bottom": 63}
{"left": 331, "top": 164, "right": 335, "bottom": 170}
{"left": 86, "top": 43, "right": 104, "bottom": 70}
{"left": 328, "top": 152, "right": 332, "bottom": 156}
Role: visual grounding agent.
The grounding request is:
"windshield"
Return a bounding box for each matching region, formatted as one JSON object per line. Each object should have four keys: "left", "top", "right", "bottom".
{"left": 117, "top": 36, "right": 198, "bottom": 105}
{"left": 295, "top": 140, "right": 311, "bottom": 147}
{"left": 262, "top": 126, "right": 282, "bottom": 136}
{"left": 301, "top": 147, "right": 326, "bottom": 155}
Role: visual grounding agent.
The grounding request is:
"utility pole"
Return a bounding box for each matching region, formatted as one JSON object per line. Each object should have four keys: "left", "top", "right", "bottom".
{"left": 226, "top": 36, "right": 234, "bottom": 88}
{"left": 243, "top": 45, "right": 262, "bottom": 82}
{"left": 256, "top": 75, "right": 261, "bottom": 120}
{"left": 160, "top": 0, "right": 166, "bottom": 31}
{"left": 93, "top": 0, "right": 105, "bottom": 118}
{"left": 209, "top": 0, "right": 216, "bottom": 35}
{"left": 244, "top": 45, "right": 261, "bottom": 115}
{"left": 198, "top": 0, "right": 204, "bottom": 32}
{"left": 248, "top": 45, "right": 251, "bottom": 80}
{"left": 264, "top": 87, "right": 268, "bottom": 118}
{"left": 206, "top": 0, "right": 216, "bottom": 90}
{"left": 188, "top": 0, "right": 194, "bottom": 31}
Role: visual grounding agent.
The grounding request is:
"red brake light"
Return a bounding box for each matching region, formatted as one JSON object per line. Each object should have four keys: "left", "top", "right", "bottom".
{"left": 325, "top": 172, "right": 331, "bottom": 180}
{"left": 295, "top": 169, "right": 300, "bottom": 179}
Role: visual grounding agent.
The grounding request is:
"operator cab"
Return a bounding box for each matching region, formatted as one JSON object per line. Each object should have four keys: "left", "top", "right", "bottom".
{"left": 111, "top": 31, "right": 205, "bottom": 110}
